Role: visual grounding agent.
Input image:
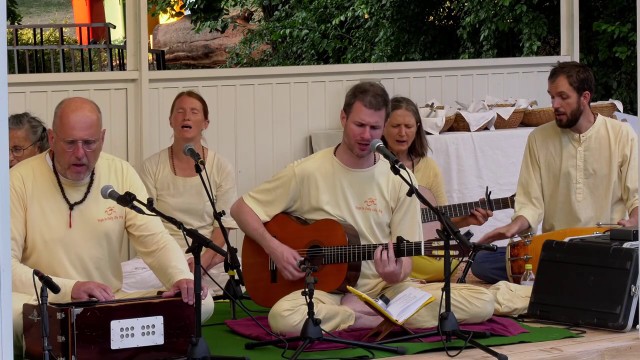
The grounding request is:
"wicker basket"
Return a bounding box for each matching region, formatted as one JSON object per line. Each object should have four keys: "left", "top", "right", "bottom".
{"left": 447, "top": 112, "right": 488, "bottom": 132}
{"left": 521, "top": 107, "right": 555, "bottom": 127}
{"left": 591, "top": 102, "right": 617, "bottom": 118}
{"left": 494, "top": 108, "right": 525, "bottom": 129}
{"left": 441, "top": 114, "right": 455, "bottom": 132}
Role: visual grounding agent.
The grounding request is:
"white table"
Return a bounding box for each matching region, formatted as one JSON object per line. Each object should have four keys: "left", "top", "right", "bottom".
{"left": 310, "top": 128, "right": 535, "bottom": 244}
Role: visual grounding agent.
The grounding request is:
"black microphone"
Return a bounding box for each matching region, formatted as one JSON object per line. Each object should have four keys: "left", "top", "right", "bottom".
{"left": 100, "top": 185, "right": 146, "bottom": 215}
{"left": 183, "top": 144, "right": 205, "bottom": 166}
{"left": 370, "top": 139, "right": 406, "bottom": 169}
{"left": 473, "top": 243, "right": 498, "bottom": 252}
{"left": 33, "top": 269, "right": 61, "bottom": 294}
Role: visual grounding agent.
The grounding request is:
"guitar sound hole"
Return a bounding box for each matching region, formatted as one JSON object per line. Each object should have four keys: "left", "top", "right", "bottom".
{"left": 305, "top": 244, "right": 324, "bottom": 269}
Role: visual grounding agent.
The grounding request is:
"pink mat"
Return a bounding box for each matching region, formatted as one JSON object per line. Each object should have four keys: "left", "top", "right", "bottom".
{"left": 226, "top": 315, "right": 527, "bottom": 351}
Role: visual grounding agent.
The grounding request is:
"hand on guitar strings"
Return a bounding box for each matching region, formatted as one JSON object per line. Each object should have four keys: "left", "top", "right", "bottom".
{"left": 374, "top": 238, "right": 409, "bottom": 284}
{"left": 268, "top": 240, "right": 306, "bottom": 281}
{"left": 464, "top": 207, "right": 493, "bottom": 227}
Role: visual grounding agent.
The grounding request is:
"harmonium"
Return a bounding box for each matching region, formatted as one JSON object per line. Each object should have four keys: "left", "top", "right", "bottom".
{"left": 23, "top": 296, "right": 195, "bottom": 360}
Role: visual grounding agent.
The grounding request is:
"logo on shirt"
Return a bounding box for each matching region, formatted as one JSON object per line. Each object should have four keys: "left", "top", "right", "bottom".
{"left": 355, "top": 197, "right": 382, "bottom": 215}
{"left": 98, "top": 206, "right": 124, "bottom": 222}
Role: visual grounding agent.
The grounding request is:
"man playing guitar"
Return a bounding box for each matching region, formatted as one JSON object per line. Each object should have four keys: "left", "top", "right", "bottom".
{"left": 230, "top": 82, "right": 495, "bottom": 335}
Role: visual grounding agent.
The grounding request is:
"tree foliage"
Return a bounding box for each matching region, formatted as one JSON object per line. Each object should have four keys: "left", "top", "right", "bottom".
{"left": 7, "top": 0, "right": 23, "bottom": 25}
{"left": 228, "top": 1, "right": 463, "bottom": 66}
{"left": 580, "top": 0, "right": 637, "bottom": 113}
{"left": 454, "top": 0, "right": 560, "bottom": 58}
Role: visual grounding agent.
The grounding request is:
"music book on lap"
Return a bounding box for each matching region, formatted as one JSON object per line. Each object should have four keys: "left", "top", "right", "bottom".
{"left": 347, "top": 285, "right": 434, "bottom": 341}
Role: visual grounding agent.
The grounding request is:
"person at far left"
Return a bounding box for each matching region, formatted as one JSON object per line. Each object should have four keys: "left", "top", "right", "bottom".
{"left": 10, "top": 97, "right": 214, "bottom": 357}
{"left": 9, "top": 112, "right": 49, "bottom": 168}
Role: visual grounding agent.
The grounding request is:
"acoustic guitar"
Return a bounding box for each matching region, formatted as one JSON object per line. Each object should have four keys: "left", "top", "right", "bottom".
{"left": 419, "top": 185, "right": 516, "bottom": 239}
{"left": 242, "top": 213, "right": 468, "bottom": 308}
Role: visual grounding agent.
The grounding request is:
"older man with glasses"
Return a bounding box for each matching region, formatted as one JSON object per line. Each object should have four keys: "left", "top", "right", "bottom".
{"left": 10, "top": 97, "right": 214, "bottom": 357}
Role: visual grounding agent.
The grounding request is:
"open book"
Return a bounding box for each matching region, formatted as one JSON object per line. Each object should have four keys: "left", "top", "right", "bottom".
{"left": 347, "top": 285, "right": 434, "bottom": 325}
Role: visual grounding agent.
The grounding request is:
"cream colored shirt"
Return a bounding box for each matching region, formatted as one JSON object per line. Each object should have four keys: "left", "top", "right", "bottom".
{"left": 140, "top": 148, "right": 238, "bottom": 252}
{"left": 410, "top": 156, "right": 458, "bottom": 281}
{"left": 413, "top": 156, "right": 447, "bottom": 206}
{"left": 515, "top": 115, "right": 638, "bottom": 233}
{"left": 242, "top": 147, "right": 423, "bottom": 296}
{"left": 11, "top": 152, "right": 192, "bottom": 303}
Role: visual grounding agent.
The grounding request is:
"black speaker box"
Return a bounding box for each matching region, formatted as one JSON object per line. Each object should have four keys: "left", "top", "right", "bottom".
{"left": 527, "top": 240, "right": 639, "bottom": 331}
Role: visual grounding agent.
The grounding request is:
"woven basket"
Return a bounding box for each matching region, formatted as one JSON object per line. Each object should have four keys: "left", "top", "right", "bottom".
{"left": 447, "top": 112, "right": 488, "bottom": 132}
{"left": 441, "top": 114, "right": 455, "bottom": 132}
{"left": 521, "top": 107, "right": 555, "bottom": 127}
{"left": 591, "top": 102, "right": 617, "bottom": 118}
{"left": 494, "top": 108, "right": 525, "bottom": 129}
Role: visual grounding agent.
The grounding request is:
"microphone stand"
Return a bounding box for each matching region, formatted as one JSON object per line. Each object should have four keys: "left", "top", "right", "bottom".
{"left": 457, "top": 242, "right": 498, "bottom": 284}
{"left": 193, "top": 160, "right": 247, "bottom": 319}
{"left": 38, "top": 285, "right": 51, "bottom": 360}
{"left": 121, "top": 193, "right": 245, "bottom": 360}
{"left": 377, "top": 163, "right": 507, "bottom": 360}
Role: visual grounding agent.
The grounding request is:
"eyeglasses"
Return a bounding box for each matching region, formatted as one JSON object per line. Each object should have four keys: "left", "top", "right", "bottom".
{"left": 10, "top": 140, "right": 38, "bottom": 156}
{"left": 57, "top": 138, "right": 100, "bottom": 152}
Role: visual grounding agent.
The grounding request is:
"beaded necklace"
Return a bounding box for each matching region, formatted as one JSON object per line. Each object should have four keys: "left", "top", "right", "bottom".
{"left": 51, "top": 152, "right": 96, "bottom": 228}
{"left": 169, "top": 145, "right": 207, "bottom": 175}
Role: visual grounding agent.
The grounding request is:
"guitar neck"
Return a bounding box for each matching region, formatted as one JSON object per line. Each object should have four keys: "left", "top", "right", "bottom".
{"left": 302, "top": 241, "right": 458, "bottom": 265}
{"left": 421, "top": 196, "right": 514, "bottom": 223}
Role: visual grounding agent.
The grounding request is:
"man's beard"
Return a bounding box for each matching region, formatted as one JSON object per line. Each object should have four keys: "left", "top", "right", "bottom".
{"left": 555, "top": 103, "right": 582, "bottom": 129}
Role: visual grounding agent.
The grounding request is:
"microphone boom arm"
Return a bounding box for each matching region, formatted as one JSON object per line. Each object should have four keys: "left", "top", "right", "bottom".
{"left": 127, "top": 192, "right": 228, "bottom": 258}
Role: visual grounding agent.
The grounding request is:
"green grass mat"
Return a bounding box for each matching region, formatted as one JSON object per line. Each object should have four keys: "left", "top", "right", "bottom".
{"left": 203, "top": 300, "right": 581, "bottom": 360}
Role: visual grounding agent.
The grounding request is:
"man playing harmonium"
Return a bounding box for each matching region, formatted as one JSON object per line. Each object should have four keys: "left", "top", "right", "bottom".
{"left": 10, "top": 97, "right": 214, "bottom": 356}
{"left": 471, "top": 61, "right": 638, "bottom": 283}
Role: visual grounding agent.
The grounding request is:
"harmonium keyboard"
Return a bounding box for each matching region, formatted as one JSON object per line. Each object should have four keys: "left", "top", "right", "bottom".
{"left": 23, "top": 296, "right": 195, "bottom": 360}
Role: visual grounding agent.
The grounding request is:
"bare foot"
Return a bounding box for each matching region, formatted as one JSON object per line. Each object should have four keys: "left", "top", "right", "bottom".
{"left": 351, "top": 311, "right": 383, "bottom": 329}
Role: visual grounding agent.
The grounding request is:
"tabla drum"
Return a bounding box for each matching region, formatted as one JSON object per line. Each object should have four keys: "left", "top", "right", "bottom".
{"left": 506, "top": 226, "right": 610, "bottom": 284}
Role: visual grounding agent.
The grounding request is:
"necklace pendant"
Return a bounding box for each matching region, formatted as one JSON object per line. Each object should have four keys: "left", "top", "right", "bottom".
{"left": 69, "top": 210, "right": 72, "bottom": 228}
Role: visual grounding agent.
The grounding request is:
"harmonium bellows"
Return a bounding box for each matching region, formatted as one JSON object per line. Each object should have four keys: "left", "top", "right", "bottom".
{"left": 23, "top": 296, "right": 195, "bottom": 360}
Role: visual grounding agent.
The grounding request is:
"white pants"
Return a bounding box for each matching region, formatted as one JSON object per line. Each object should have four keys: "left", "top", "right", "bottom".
{"left": 268, "top": 282, "right": 494, "bottom": 334}
{"left": 121, "top": 257, "right": 237, "bottom": 296}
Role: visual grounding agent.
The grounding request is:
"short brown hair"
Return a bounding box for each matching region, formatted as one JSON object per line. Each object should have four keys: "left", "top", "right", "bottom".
{"left": 342, "top": 81, "right": 390, "bottom": 120}
{"left": 549, "top": 61, "right": 595, "bottom": 99}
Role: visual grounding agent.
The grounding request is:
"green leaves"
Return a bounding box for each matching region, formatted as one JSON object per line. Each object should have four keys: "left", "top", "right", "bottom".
{"left": 145, "top": 0, "right": 635, "bottom": 113}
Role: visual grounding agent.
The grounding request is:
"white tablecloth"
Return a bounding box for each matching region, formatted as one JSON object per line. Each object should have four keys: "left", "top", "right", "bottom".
{"left": 310, "top": 128, "right": 535, "bottom": 244}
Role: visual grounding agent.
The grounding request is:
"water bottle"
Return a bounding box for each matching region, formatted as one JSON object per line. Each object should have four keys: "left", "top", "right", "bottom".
{"left": 520, "top": 263, "right": 535, "bottom": 286}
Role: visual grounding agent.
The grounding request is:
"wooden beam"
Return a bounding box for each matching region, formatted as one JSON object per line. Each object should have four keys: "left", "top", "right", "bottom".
{"left": 560, "top": 0, "right": 580, "bottom": 61}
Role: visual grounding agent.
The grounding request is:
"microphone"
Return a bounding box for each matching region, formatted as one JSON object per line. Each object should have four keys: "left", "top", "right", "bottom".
{"left": 183, "top": 144, "right": 205, "bottom": 166}
{"left": 473, "top": 243, "right": 498, "bottom": 252}
{"left": 100, "top": 185, "right": 146, "bottom": 215}
{"left": 370, "top": 139, "right": 406, "bottom": 169}
{"left": 33, "top": 269, "right": 61, "bottom": 294}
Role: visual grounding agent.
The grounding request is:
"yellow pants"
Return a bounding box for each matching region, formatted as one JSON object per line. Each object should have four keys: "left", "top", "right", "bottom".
{"left": 268, "top": 282, "right": 494, "bottom": 334}
{"left": 12, "top": 289, "right": 214, "bottom": 356}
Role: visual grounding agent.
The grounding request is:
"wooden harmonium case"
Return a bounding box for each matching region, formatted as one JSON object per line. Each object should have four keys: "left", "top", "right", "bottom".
{"left": 23, "top": 296, "right": 195, "bottom": 360}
